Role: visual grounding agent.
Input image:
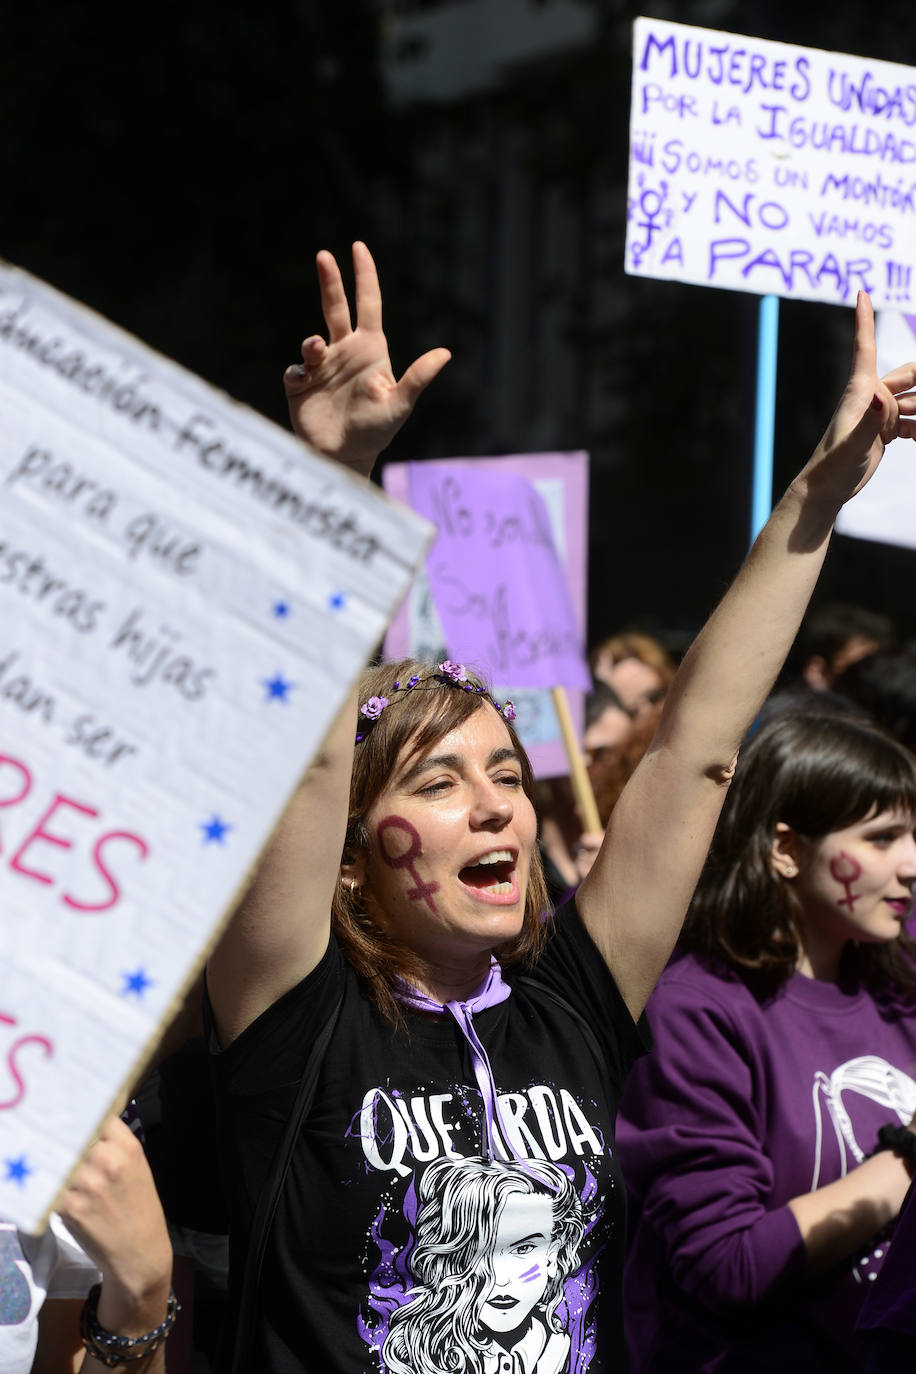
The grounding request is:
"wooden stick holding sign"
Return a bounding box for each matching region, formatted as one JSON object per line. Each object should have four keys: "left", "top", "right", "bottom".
{"left": 551, "top": 686, "right": 602, "bottom": 834}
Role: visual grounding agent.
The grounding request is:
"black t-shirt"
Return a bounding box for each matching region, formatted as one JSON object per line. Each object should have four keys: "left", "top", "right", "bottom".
{"left": 208, "top": 898, "right": 648, "bottom": 1373}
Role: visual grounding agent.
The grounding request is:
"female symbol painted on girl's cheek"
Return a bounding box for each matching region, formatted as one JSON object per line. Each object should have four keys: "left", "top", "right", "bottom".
{"left": 377, "top": 815, "right": 440, "bottom": 915}
{"left": 829, "top": 852, "right": 862, "bottom": 911}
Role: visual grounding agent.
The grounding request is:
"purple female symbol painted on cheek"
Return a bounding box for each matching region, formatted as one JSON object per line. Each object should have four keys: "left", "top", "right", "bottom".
{"left": 377, "top": 815, "right": 440, "bottom": 915}
{"left": 829, "top": 851, "right": 863, "bottom": 911}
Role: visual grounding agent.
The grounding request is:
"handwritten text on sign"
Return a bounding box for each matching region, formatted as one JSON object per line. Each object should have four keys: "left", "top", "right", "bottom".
{"left": 409, "top": 465, "right": 591, "bottom": 692}
{"left": 627, "top": 19, "right": 916, "bottom": 307}
{"left": 0, "top": 259, "right": 431, "bottom": 1233}
{"left": 383, "top": 453, "right": 589, "bottom": 780}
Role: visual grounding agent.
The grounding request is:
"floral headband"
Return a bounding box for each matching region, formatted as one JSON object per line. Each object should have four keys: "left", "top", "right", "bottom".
{"left": 356, "top": 661, "right": 516, "bottom": 744}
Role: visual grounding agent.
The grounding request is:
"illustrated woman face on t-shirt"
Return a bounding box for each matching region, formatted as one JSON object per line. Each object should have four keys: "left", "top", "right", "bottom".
{"left": 479, "top": 1190, "right": 557, "bottom": 1335}
{"left": 382, "top": 1156, "right": 585, "bottom": 1374}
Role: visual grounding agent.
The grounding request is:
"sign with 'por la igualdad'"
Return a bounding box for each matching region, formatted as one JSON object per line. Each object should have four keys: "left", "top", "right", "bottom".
{"left": 627, "top": 18, "right": 916, "bottom": 308}
{"left": 0, "top": 260, "right": 432, "bottom": 1233}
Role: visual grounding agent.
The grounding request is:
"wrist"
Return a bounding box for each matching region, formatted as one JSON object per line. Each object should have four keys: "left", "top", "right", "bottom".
{"left": 873, "top": 1123, "right": 916, "bottom": 1178}
{"left": 81, "top": 1281, "right": 179, "bottom": 1368}
{"left": 312, "top": 446, "right": 378, "bottom": 481}
{"left": 775, "top": 474, "right": 841, "bottom": 546}
{"left": 95, "top": 1273, "right": 173, "bottom": 1338}
{"left": 339, "top": 453, "right": 378, "bottom": 480}
{"left": 788, "top": 448, "right": 854, "bottom": 516}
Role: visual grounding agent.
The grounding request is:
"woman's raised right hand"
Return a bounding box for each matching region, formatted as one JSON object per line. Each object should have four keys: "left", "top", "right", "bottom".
{"left": 794, "top": 292, "right": 916, "bottom": 516}
{"left": 283, "top": 242, "right": 451, "bottom": 475}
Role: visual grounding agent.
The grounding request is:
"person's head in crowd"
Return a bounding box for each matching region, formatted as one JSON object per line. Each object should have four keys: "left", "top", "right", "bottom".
{"left": 336, "top": 658, "right": 548, "bottom": 1024}
{"left": 833, "top": 645, "right": 916, "bottom": 756}
{"left": 571, "top": 701, "right": 666, "bottom": 885}
{"left": 588, "top": 631, "right": 675, "bottom": 717}
{"left": 797, "top": 602, "right": 896, "bottom": 691}
{"left": 582, "top": 681, "right": 633, "bottom": 769}
{"left": 588, "top": 700, "right": 664, "bottom": 829}
{"left": 685, "top": 710, "right": 916, "bottom": 994}
{"left": 753, "top": 683, "right": 870, "bottom": 734}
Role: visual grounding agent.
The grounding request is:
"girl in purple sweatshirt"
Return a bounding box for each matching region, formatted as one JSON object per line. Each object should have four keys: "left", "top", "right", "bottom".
{"left": 618, "top": 710, "right": 916, "bottom": 1372}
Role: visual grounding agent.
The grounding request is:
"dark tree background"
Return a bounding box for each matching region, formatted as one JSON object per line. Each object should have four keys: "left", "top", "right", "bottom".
{"left": 2, "top": 0, "right": 914, "bottom": 657}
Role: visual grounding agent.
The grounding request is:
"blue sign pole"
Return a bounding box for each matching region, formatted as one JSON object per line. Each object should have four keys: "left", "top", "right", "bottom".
{"left": 751, "top": 294, "right": 780, "bottom": 543}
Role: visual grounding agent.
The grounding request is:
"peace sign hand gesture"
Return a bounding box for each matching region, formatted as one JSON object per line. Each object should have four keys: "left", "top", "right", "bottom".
{"left": 800, "top": 291, "right": 916, "bottom": 512}
{"left": 284, "top": 242, "right": 451, "bottom": 475}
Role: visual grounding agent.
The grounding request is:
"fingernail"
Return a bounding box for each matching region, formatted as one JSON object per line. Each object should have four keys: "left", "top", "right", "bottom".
{"left": 303, "top": 335, "right": 323, "bottom": 348}
{"left": 288, "top": 364, "right": 306, "bottom": 378}
{"left": 871, "top": 394, "right": 883, "bottom": 411}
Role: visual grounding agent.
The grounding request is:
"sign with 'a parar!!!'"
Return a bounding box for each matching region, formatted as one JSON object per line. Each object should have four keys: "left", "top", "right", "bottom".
{"left": 627, "top": 18, "right": 916, "bottom": 308}
{"left": 0, "top": 260, "right": 431, "bottom": 1233}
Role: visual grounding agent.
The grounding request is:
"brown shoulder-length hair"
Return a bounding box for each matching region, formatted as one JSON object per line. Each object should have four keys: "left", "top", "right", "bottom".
{"left": 684, "top": 709, "right": 916, "bottom": 999}
{"left": 588, "top": 631, "right": 676, "bottom": 692}
{"left": 333, "top": 658, "right": 549, "bottom": 1023}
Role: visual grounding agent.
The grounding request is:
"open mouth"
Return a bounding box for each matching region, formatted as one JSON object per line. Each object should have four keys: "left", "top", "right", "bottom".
{"left": 487, "top": 1295, "right": 518, "bottom": 1310}
{"left": 885, "top": 898, "right": 912, "bottom": 916}
{"left": 458, "top": 849, "right": 516, "bottom": 895}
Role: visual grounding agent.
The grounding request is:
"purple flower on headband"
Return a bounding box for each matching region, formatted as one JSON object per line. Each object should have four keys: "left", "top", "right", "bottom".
{"left": 360, "top": 696, "right": 389, "bottom": 720}
{"left": 408, "top": 675, "right": 420, "bottom": 687}
{"left": 438, "top": 661, "right": 467, "bottom": 683}
{"left": 502, "top": 700, "right": 517, "bottom": 722}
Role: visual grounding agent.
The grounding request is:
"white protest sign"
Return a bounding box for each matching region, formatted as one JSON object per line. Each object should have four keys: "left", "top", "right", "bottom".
{"left": 627, "top": 18, "right": 916, "bottom": 308}
{"left": 0, "top": 261, "right": 432, "bottom": 1233}
{"left": 835, "top": 310, "right": 916, "bottom": 546}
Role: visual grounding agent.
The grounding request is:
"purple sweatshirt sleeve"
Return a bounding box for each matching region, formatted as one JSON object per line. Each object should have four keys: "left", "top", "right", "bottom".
{"left": 617, "top": 965, "right": 808, "bottom": 1314}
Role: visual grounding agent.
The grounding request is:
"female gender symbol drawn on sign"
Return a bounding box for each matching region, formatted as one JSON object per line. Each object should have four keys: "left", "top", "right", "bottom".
{"left": 377, "top": 816, "right": 440, "bottom": 915}
{"left": 829, "top": 852, "right": 862, "bottom": 911}
{"left": 629, "top": 175, "right": 671, "bottom": 268}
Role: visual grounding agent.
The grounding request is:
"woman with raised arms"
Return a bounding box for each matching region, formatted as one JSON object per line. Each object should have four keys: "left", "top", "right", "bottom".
{"left": 205, "top": 242, "right": 916, "bottom": 1374}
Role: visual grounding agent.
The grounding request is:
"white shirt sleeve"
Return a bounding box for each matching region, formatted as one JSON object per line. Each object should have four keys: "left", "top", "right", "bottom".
{"left": 0, "top": 1216, "right": 99, "bottom": 1374}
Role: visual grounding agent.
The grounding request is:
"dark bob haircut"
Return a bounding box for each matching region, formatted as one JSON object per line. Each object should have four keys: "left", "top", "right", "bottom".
{"left": 333, "top": 658, "right": 549, "bottom": 1023}
{"left": 684, "top": 709, "right": 916, "bottom": 996}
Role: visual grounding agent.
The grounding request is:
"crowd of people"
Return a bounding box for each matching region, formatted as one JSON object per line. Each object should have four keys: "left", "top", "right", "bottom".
{"left": 6, "top": 243, "right": 916, "bottom": 1373}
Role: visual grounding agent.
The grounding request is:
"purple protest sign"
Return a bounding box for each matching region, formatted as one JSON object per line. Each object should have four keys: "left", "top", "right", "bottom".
{"left": 408, "top": 464, "right": 591, "bottom": 691}
{"left": 382, "top": 453, "right": 589, "bottom": 780}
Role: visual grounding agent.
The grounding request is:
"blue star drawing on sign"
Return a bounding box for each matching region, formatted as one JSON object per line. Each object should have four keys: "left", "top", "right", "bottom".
{"left": 122, "top": 968, "right": 154, "bottom": 998}
{"left": 272, "top": 600, "right": 291, "bottom": 619}
{"left": 4, "top": 1156, "right": 32, "bottom": 1187}
{"left": 262, "top": 673, "right": 295, "bottom": 703}
{"left": 200, "top": 815, "right": 232, "bottom": 845}
{"left": 328, "top": 591, "right": 347, "bottom": 613}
